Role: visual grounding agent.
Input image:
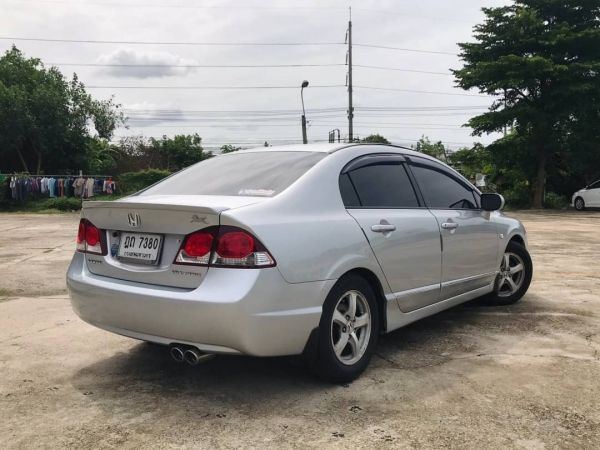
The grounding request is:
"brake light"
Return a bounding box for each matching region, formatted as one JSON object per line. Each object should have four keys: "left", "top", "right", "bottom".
{"left": 173, "top": 226, "right": 275, "bottom": 268}
{"left": 76, "top": 219, "right": 106, "bottom": 255}
{"left": 76, "top": 221, "right": 86, "bottom": 252}
{"left": 175, "top": 231, "right": 214, "bottom": 265}
{"left": 216, "top": 232, "right": 254, "bottom": 259}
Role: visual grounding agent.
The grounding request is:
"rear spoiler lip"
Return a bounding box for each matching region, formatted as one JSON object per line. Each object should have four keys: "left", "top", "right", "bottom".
{"left": 81, "top": 200, "right": 229, "bottom": 215}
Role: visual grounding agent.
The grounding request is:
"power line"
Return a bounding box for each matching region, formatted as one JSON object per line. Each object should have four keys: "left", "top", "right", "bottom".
{"left": 50, "top": 62, "right": 346, "bottom": 69}
{"left": 354, "top": 43, "right": 457, "bottom": 56}
{"left": 49, "top": 61, "right": 452, "bottom": 76}
{"left": 4, "top": 1, "right": 477, "bottom": 22}
{"left": 0, "top": 37, "right": 458, "bottom": 57}
{"left": 355, "top": 86, "right": 488, "bottom": 98}
{"left": 0, "top": 36, "right": 344, "bottom": 46}
{"left": 87, "top": 84, "right": 344, "bottom": 89}
{"left": 355, "top": 105, "right": 488, "bottom": 111}
{"left": 6, "top": 1, "right": 348, "bottom": 11}
{"left": 355, "top": 64, "right": 451, "bottom": 76}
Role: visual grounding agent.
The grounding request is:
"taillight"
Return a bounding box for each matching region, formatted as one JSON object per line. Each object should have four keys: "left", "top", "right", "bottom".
{"left": 76, "top": 219, "right": 106, "bottom": 255}
{"left": 76, "top": 221, "right": 86, "bottom": 252}
{"left": 175, "top": 231, "right": 214, "bottom": 265}
{"left": 173, "top": 226, "right": 275, "bottom": 268}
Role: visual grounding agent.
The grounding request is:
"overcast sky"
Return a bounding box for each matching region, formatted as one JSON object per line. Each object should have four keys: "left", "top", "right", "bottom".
{"left": 1, "top": 0, "right": 510, "bottom": 150}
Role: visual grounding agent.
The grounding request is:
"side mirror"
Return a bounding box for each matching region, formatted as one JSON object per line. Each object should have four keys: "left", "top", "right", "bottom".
{"left": 481, "top": 193, "right": 505, "bottom": 211}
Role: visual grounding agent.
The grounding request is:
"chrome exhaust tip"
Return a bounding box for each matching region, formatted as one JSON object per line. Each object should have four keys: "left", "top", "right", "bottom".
{"left": 170, "top": 346, "right": 185, "bottom": 363}
{"left": 183, "top": 348, "right": 214, "bottom": 365}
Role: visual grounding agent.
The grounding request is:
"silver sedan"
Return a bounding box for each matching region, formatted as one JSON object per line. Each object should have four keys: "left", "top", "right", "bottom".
{"left": 67, "top": 143, "right": 533, "bottom": 382}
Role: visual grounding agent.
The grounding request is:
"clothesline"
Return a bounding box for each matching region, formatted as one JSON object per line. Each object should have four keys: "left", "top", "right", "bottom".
{"left": 8, "top": 174, "right": 112, "bottom": 178}
{"left": 6, "top": 174, "right": 117, "bottom": 202}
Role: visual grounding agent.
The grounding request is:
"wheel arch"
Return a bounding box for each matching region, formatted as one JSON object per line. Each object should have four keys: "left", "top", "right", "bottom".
{"left": 338, "top": 267, "right": 388, "bottom": 334}
{"left": 508, "top": 234, "right": 525, "bottom": 247}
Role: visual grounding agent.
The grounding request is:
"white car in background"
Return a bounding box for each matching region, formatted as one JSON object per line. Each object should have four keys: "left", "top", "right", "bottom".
{"left": 572, "top": 180, "right": 600, "bottom": 210}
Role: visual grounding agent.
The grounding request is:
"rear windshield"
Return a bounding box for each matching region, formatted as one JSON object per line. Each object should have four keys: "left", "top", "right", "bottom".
{"left": 140, "top": 151, "right": 326, "bottom": 197}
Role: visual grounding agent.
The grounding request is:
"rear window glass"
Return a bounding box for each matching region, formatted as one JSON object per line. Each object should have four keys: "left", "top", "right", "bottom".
{"left": 140, "top": 151, "right": 326, "bottom": 197}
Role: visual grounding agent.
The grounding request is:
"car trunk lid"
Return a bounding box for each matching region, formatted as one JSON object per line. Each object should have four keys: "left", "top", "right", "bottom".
{"left": 81, "top": 195, "right": 265, "bottom": 289}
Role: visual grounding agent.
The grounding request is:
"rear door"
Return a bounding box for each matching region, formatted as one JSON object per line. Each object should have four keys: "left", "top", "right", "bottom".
{"left": 407, "top": 157, "right": 499, "bottom": 300}
{"left": 340, "top": 154, "right": 442, "bottom": 312}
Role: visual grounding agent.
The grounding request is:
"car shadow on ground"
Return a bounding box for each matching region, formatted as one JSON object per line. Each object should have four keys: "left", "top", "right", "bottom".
{"left": 69, "top": 294, "right": 566, "bottom": 415}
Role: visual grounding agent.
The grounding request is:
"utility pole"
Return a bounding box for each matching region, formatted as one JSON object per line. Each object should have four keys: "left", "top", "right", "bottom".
{"left": 346, "top": 8, "right": 353, "bottom": 142}
{"left": 300, "top": 80, "right": 309, "bottom": 144}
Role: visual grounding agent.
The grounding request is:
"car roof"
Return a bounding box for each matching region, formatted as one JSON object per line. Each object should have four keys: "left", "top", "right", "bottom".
{"left": 237, "top": 142, "right": 436, "bottom": 160}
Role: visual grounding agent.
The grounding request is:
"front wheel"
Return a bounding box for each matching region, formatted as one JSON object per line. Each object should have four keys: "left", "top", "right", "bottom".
{"left": 312, "top": 274, "right": 379, "bottom": 383}
{"left": 482, "top": 241, "right": 533, "bottom": 305}
{"left": 574, "top": 197, "right": 585, "bottom": 211}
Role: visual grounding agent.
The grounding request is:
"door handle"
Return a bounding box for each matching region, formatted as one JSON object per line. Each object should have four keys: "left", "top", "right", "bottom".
{"left": 441, "top": 222, "right": 459, "bottom": 230}
{"left": 371, "top": 224, "right": 397, "bottom": 233}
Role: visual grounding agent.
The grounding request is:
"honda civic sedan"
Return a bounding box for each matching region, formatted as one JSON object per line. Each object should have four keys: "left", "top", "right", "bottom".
{"left": 67, "top": 143, "right": 532, "bottom": 382}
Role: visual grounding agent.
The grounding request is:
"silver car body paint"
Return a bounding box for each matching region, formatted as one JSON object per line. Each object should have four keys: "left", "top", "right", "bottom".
{"left": 67, "top": 143, "right": 528, "bottom": 356}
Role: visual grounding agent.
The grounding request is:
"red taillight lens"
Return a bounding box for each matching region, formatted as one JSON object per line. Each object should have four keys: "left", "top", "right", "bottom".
{"left": 77, "top": 222, "right": 86, "bottom": 244}
{"left": 216, "top": 232, "right": 254, "bottom": 259}
{"left": 175, "top": 231, "right": 215, "bottom": 265}
{"left": 184, "top": 232, "right": 214, "bottom": 257}
{"left": 76, "top": 219, "right": 106, "bottom": 255}
{"left": 173, "top": 226, "right": 275, "bottom": 268}
{"left": 86, "top": 225, "right": 100, "bottom": 247}
{"left": 76, "top": 221, "right": 86, "bottom": 252}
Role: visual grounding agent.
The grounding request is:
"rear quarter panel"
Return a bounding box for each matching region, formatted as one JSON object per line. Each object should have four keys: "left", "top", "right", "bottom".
{"left": 220, "top": 147, "right": 391, "bottom": 291}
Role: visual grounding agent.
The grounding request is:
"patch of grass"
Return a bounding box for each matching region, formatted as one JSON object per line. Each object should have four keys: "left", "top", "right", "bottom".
{"left": 0, "top": 193, "right": 124, "bottom": 213}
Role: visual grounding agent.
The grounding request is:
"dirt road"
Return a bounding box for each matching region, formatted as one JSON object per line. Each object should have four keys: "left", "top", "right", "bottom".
{"left": 0, "top": 211, "right": 599, "bottom": 449}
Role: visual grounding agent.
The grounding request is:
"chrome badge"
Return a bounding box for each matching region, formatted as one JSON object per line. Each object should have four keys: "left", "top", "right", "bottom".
{"left": 127, "top": 212, "right": 141, "bottom": 228}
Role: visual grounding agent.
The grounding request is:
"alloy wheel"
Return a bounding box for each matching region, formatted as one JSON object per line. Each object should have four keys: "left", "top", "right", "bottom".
{"left": 330, "top": 290, "right": 372, "bottom": 365}
{"left": 575, "top": 198, "right": 584, "bottom": 210}
{"left": 497, "top": 252, "right": 526, "bottom": 297}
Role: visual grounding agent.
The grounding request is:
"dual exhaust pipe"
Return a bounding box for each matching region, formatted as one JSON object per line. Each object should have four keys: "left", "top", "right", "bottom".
{"left": 169, "top": 345, "right": 214, "bottom": 366}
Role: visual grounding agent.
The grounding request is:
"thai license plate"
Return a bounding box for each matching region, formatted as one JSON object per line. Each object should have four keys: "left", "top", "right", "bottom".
{"left": 117, "top": 232, "right": 163, "bottom": 264}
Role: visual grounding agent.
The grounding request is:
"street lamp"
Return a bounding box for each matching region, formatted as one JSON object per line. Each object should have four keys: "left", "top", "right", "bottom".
{"left": 300, "top": 80, "right": 309, "bottom": 144}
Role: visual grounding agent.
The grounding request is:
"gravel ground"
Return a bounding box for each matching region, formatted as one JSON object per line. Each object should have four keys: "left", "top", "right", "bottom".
{"left": 0, "top": 211, "right": 599, "bottom": 449}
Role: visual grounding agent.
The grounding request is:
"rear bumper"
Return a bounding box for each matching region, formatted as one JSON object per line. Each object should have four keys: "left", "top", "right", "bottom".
{"left": 66, "top": 253, "right": 334, "bottom": 356}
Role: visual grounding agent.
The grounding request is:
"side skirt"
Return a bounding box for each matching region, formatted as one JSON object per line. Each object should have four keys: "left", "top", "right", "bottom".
{"left": 384, "top": 283, "right": 494, "bottom": 333}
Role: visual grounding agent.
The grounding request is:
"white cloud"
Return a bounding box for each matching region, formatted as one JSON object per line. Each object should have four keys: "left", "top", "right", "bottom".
{"left": 96, "top": 48, "right": 198, "bottom": 78}
{"left": 1, "top": 0, "right": 512, "bottom": 147}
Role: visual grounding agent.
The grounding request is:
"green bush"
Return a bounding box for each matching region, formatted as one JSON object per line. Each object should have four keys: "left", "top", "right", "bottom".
{"left": 118, "top": 169, "right": 172, "bottom": 194}
{"left": 503, "top": 190, "right": 530, "bottom": 209}
{"left": 40, "top": 197, "right": 82, "bottom": 211}
{"left": 544, "top": 192, "right": 569, "bottom": 209}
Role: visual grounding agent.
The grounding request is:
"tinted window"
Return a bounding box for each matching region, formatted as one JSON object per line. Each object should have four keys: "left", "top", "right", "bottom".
{"left": 344, "top": 163, "right": 419, "bottom": 208}
{"left": 140, "top": 151, "right": 325, "bottom": 197}
{"left": 411, "top": 164, "right": 477, "bottom": 209}
{"left": 339, "top": 173, "right": 360, "bottom": 207}
{"left": 588, "top": 181, "right": 600, "bottom": 190}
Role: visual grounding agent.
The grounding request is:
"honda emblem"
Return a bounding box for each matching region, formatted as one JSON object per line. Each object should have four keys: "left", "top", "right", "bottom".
{"left": 127, "top": 212, "right": 141, "bottom": 228}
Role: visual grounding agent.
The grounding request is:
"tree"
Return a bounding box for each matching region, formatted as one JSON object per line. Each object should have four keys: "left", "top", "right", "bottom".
{"left": 0, "top": 46, "right": 124, "bottom": 174}
{"left": 361, "top": 134, "right": 390, "bottom": 144}
{"left": 447, "top": 143, "right": 492, "bottom": 180}
{"left": 413, "top": 136, "right": 448, "bottom": 162}
{"left": 113, "top": 134, "right": 212, "bottom": 173}
{"left": 220, "top": 144, "right": 242, "bottom": 154}
{"left": 148, "top": 134, "right": 211, "bottom": 171}
{"left": 453, "top": 1, "right": 600, "bottom": 208}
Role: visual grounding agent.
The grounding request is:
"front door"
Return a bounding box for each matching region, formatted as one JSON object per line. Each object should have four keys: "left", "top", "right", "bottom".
{"left": 339, "top": 155, "right": 442, "bottom": 312}
{"left": 408, "top": 159, "right": 499, "bottom": 300}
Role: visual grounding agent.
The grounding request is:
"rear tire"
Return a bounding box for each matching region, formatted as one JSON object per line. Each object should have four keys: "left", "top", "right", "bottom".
{"left": 481, "top": 241, "right": 532, "bottom": 306}
{"left": 574, "top": 197, "right": 585, "bottom": 211}
{"left": 312, "top": 274, "right": 379, "bottom": 383}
